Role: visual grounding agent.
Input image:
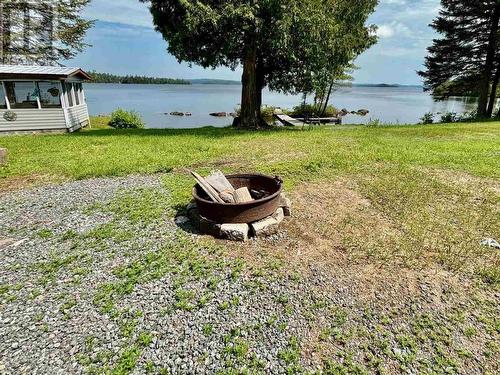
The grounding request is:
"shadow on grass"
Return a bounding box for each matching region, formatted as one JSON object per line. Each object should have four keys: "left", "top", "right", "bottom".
{"left": 75, "top": 125, "right": 305, "bottom": 139}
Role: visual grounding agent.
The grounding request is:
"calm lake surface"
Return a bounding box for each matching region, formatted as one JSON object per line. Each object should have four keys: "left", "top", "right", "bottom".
{"left": 84, "top": 83, "right": 478, "bottom": 128}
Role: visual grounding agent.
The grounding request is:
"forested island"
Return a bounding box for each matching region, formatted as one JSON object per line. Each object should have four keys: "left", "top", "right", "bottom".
{"left": 89, "top": 71, "right": 190, "bottom": 84}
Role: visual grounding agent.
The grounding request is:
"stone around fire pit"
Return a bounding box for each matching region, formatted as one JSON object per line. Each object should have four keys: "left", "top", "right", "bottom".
{"left": 182, "top": 193, "right": 291, "bottom": 242}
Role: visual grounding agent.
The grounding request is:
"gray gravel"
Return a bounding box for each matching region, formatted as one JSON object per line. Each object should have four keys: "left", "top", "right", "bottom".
{"left": 0, "top": 175, "right": 497, "bottom": 374}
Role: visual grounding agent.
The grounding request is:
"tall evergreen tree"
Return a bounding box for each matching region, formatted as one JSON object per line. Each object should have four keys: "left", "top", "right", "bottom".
{"left": 0, "top": 0, "right": 93, "bottom": 65}
{"left": 141, "top": 0, "right": 377, "bottom": 129}
{"left": 419, "top": 0, "right": 500, "bottom": 117}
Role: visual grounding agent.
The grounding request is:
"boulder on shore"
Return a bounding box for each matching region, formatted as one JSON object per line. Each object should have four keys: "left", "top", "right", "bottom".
{"left": 210, "top": 112, "right": 227, "bottom": 117}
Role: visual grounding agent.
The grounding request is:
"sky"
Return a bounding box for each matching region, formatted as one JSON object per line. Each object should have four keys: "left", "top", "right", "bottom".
{"left": 67, "top": 0, "right": 441, "bottom": 85}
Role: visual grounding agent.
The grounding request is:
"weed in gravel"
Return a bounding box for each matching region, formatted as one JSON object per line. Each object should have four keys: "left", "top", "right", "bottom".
{"left": 37, "top": 228, "right": 53, "bottom": 239}
{"left": 106, "top": 187, "right": 170, "bottom": 224}
{"left": 203, "top": 323, "right": 214, "bottom": 336}
{"left": 110, "top": 345, "right": 141, "bottom": 375}
{"left": 278, "top": 336, "right": 303, "bottom": 373}
{"left": 137, "top": 332, "right": 153, "bottom": 348}
{"left": 174, "top": 289, "right": 196, "bottom": 311}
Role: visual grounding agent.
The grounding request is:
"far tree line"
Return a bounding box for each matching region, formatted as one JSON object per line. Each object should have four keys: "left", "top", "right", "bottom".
{"left": 88, "top": 71, "right": 190, "bottom": 85}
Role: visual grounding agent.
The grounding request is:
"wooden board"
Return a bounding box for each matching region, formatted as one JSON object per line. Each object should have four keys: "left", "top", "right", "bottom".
{"left": 205, "top": 170, "right": 235, "bottom": 193}
{"left": 234, "top": 187, "right": 253, "bottom": 203}
{"left": 274, "top": 114, "right": 306, "bottom": 127}
{"left": 191, "top": 171, "right": 225, "bottom": 203}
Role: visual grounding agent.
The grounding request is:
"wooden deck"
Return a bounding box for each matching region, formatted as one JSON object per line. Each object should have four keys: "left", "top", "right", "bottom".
{"left": 274, "top": 114, "right": 341, "bottom": 127}
{"left": 274, "top": 114, "right": 306, "bottom": 126}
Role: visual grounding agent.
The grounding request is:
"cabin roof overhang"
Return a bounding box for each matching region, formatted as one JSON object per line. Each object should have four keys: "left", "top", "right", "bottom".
{"left": 0, "top": 65, "right": 91, "bottom": 81}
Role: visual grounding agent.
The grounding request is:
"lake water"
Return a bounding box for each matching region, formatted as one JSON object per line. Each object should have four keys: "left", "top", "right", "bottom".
{"left": 84, "top": 83, "right": 479, "bottom": 128}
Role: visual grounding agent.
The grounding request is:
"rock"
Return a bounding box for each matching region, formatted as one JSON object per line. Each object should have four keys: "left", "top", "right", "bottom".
{"left": 170, "top": 111, "right": 185, "bottom": 116}
{"left": 339, "top": 108, "right": 349, "bottom": 116}
{"left": 186, "top": 202, "right": 197, "bottom": 213}
{"left": 480, "top": 238, "right": 500, "bottom": 249}
{"left": 220, "top": 224, "right": 249, "bottom": 242}
{"left": 199, "top": 216, "right": 221, "bottom": 237}
{"left": 0, "top": 238, "right": 16, "bottom": 249}
{"left": 184, "top": 112, "right": 192, "bottom": 116}
{"left": 175, "top": 216, "right": 190, "bottom": 226}
{"left": 272, "top": 208, "right": 285, "bottom": 224}
{"left": 209, "top": 112, "right": 227, "bottom": 117}
{"left": 0, "top": 148, "right": 7, "bottom": 166}
{"left": 251, "top": 216, "right": 279, "bottom": 237}
{"left": 279, "top": 194, "right": 292, "bottom": 217}
{"left": 356, "top": 109, "right": 370, "bottom": 116}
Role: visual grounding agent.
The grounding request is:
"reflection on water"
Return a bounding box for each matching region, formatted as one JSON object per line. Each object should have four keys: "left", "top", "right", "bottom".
{"left": 84, "top": 83, "right": 482, "bottom": 129}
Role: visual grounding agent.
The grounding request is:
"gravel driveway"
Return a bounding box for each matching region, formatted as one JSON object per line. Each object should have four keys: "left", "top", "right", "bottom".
{"left": 0, "top": 175, "right": 498, "bottom": 374}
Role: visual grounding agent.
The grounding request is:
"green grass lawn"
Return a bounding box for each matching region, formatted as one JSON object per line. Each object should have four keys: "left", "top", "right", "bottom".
{"left": 1, "top": 119, "right": 498, "bottom": 182}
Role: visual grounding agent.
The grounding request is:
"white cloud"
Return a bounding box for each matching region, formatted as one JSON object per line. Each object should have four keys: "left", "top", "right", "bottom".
{"left": 84, "top": 0, "right": 153, "bottom": 28}
{"left": 380, "top": 0, "right": 406, "bottom": 4}
{"left": 377, "top": 24, "right": 395, "bottom": 38}
{"left": 377, "top": 21, "right": 413, "bottom": 39}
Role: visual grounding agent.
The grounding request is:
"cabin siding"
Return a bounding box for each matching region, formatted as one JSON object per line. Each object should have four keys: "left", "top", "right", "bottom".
{"left": 65, "top": 104, "right": 90, "bottom": 132}
{"left": 0, "top": 108, "right": 67, "bottom": 132}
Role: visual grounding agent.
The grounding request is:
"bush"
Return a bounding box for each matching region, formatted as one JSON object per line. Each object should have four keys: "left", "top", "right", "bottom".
{"left": 440, "top": 112, "right": 458, "bottom": 123}
{"left": 290, "top": 103, "right": 339, "bottom": 118}
{"left": 420, "top": 112, "right": 434, "bottom": 124}
{"left": 108, "top": 109, "right": 145, "bottom": 129}
{"left": 365, "top": 118, "right": 382, "bottom": 127}
{"left": 456, "top": 110, "right": 479, "bottom": 122}
{"left": 233, "top": 105, "right": 278, "bottom": 125}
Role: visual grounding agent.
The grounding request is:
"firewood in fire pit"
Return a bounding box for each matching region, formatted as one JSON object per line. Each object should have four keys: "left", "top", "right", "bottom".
{"left": 219, "top": 190, "right": 236, "bottom": 203}
{"left": 190, "top": 171, "right": 225, "bottom": 203}
{"left": 250, "top": 189, "right": 269, "bottom": 200}
{"left": 205, "top": 170, "right": 235, "bottom": 194}
{"left": 234, "top": 187, "right": 253, "bottom": 203}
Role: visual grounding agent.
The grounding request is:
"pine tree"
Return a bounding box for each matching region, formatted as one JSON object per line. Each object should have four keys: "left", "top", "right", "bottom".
{"left": 419, "top": 0, "right": 500, "bottom": 118}
{"left": 0, "top": 0, "right": 93, "bottom": 65}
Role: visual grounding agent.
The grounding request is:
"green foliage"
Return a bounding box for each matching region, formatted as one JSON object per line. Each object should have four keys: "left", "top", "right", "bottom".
{"left": 440, "top": 112, "right": 458, "bottom": 123}
{"left": 108, "top": 109, "right": 145, "bottom": 129}
{"left": 420, "top": 112, "right": 435, "bottom": 124}
{"left": 1, "top": 1, "right": 94, "bottom": 64}
{"left": 418, "top": 0, "right": 500, "bottom": 117}
{"left": 290, "top": 103, "right": 339, "bottom": 118}
{"left": 88, "top": 71, "right": 190, "bottom": 85}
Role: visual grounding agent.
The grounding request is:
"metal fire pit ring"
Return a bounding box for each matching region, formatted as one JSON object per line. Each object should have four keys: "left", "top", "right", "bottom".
{"left": 193, "top": 173, "right": 283, "bottom": 224}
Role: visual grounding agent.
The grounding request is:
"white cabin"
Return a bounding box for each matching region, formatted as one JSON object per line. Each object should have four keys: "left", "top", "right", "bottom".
{"left": 0, "top": 65, "right": 91, "bottom": 133}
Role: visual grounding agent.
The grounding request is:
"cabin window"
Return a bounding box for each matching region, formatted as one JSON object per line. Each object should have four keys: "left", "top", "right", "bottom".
{"left": 64, "top": 83, "right": 74, "bottom": 107}
{"left": 4, "top": 81, "right": 39, "bottom": 108}
{"left": 75, "top": 83, "right": 84, "bottom": 104}
{"left": 74, "top": 84, "right": 80, "bottom": 106}
{"left": 0, "top": 83, "right": 6, "bottom": 109}
{"left": 37, "top": 82, "right": 62, "bottom": 108}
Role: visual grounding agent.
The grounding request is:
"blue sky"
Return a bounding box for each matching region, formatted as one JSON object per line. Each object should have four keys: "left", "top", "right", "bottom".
{"left": 67, "top": 0, "right": 441, "bottom": 85}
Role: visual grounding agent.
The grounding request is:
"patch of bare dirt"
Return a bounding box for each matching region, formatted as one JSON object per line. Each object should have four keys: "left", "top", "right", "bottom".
{"left": 226, "top": 178, "right": 404, "bottom": 274}
{"left": 0, "top": 174, "right": 66, "bottom": 195}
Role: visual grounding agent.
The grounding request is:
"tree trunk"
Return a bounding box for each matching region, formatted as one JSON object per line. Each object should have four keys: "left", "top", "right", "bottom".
{"left": 236, "top": 43, "right": 265, "bottom": 128}
{"left": 1, "top": 4, "right": 11, "bottom": 64}
{"left": 321, "top": 82, "right": 334, "bottom": 115}
{"left": 478, "top": 3, "right": 500, "bottom": 117}
{"left": 487, "top": 62, "right": 500, "bottom": 117}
